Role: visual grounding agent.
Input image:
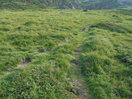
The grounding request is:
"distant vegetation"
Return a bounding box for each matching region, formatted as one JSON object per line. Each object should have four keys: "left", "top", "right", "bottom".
{"left": 0, "top": 0, "right": 132, "bottom": 9}
{"left": 0, "top": 0, "right": 79, "bottom": 9}
{"left": 80, "top": 0, "right": 132, "bottom": 9}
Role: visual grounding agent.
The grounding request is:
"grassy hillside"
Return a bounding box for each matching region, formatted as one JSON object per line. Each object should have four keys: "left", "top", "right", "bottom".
{"left": 0, "top": 8, "right": 132, "bottom": 99}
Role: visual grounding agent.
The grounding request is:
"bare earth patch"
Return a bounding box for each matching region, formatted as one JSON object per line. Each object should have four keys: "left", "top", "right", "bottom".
{"left": 18, "top": 57, "right": 31, "bottom": 67}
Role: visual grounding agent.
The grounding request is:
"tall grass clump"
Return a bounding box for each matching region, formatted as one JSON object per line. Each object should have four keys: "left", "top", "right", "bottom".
{"left": 79, "top": 27, "right": 132, "bottom": 99}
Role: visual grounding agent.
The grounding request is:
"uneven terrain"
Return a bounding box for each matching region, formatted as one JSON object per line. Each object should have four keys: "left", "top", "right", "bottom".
{"left": 0, "top": 8, "right": 132, "bottom": 99}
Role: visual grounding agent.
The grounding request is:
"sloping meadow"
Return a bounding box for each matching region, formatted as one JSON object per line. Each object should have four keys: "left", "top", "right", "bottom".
{"left": 79, "top": 18, "right": 132, "bottom": 98}
{"left": 0, "top": 8, "right": 132, "bottom": 98}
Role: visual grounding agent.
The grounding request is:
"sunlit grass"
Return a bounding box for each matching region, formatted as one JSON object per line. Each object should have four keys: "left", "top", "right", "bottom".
{"left": 0, "top": 8, "right": 132, "bottom": 99}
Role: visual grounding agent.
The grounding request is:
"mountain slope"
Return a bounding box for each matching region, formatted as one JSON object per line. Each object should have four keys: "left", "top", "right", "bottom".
{"left": 0, "top": 0, "right": 132, "bottom": 9}
{"left": 0, "top": 8, "right": 132, "bottom": 99}
{"left": 79, "top": 0, "right": 132, "bottom": 9}
{"left": 0, "top": 0, "right": 79, "bottom": 9}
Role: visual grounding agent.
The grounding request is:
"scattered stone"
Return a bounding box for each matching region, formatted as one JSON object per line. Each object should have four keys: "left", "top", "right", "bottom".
{"left": 38, "top": 49, "right": 51, "bottom": 53}
{"left": 80, "top": 27, "right": 87, "bottom": 32}
{"left": 72, "top": 79, "right": 87, "bottom": 99}
{"left": 71, "top": 59, "right": 78, "bottom": 65}
{"left": 75, "top": 49, "right": 81, "bottom": 53}
{"left": 18, "top": 57, "right": 31, "bottom": 67}
{"left": 89, "top": 37, "right": 95, "bottom": 40}
{"left": 5, "top": 68, "right": 13, "bottom": 74}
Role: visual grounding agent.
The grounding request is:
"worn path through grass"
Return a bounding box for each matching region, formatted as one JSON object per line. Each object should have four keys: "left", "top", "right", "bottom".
{"left": 69, "top": 31, "right": 92, "bottom": 99}
{"left": 0, "top": 25, "right": 91, "bottom": 98}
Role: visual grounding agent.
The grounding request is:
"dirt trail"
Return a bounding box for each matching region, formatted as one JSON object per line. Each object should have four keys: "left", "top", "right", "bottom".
{"left": 17, "top": 57, "right": 31, "bottom": 68}
{"left": 71, "top": 48, "right": 87, "bottom": 99}
{"left": 1, "top": 37, "right": 74, "bottom": 78}
{"left": 37, "top": 37, "right": 73, "bottom": 55}
{"left": 69, "top": 38, "right": 91, "bottom": 99}
{"left": 70, "top": 28, "right": 92, "bottom": 99}
{"left": 1, "top": 27, "right": 90, "bottom": 99}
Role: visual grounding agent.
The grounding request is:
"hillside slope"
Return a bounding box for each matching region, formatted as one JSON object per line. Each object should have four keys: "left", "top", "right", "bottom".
{"left": 79, "top": 0, "right": 132, "bottom": 9}
{"left": 0, "top": 0, "right": 132, "bottom": 9}
{"left": 0, "top": 8, "right": 132, "bottom": 99}
{"left": 0, "top": 0, "right": 79, "bottom": 9}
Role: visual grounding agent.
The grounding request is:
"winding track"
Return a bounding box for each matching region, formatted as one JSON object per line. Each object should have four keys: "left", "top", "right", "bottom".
{"left": 1, "top": 26, "right": 89, "bottom": 99}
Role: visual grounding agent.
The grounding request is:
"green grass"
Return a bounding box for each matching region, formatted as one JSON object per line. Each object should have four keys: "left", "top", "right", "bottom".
{"left": 0, "top": 8, "right": 132, "bottom": 99}
{"left": 79, "top": 22, "right": 132, "bottom": 98}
